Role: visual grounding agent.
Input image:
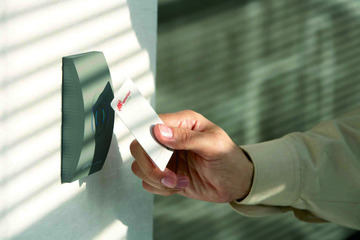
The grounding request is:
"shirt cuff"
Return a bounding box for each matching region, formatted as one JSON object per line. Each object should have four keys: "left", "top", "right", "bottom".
{"left": 236, "top": 135, "right": 301, "bottom": 206}
{"left": 229, "top": 202, "right": 292, "bottom": 217}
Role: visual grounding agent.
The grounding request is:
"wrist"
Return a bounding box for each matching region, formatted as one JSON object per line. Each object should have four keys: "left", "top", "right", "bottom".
{"left": 235, "top": 148, "right": 254, "bottom": 201}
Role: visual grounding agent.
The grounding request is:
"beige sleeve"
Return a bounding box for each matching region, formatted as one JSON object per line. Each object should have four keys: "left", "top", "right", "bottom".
{"left": 230, "top": 107, "right": 360, "bottom": 230}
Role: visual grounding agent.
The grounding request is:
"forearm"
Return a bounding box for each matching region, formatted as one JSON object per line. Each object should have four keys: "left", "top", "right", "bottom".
{"left": 231, "top": 107, "right": 360, "bottom": 230}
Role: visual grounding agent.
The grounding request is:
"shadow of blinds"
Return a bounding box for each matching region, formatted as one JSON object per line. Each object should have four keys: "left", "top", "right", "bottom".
{"left": 155, "top": 0, "right": 360, "bottom": 239}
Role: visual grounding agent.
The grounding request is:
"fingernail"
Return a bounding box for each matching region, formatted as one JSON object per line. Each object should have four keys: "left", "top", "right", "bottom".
{"left": 159, "top": 124, "right": 173, "bottom": 138}
{"left": 176, "top": 177, "right": 189, "bottom": 189}
{"left": 161, "top": 177, "right": 175, "bottom": 188}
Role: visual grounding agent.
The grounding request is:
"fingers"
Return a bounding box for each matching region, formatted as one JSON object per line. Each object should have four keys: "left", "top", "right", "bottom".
{"left": 153, "top": 123, "right": 220, "bottom": 158}
{"left": 130, "top": 140, "right": 164, "bottom": 179}
{"left": 130, "top": 140, "right": 189, "bottom": 193}
{"left": 131, "top": 160, "right": 175, "bottom": 190}
{"left": 132, "top": 160, "right": 189, "bottom": 195}
{"left": 154, "top": 110, "right": 236, "bottom": 160}
{"left": 159, "top": 110, "right": 214, "bottom": 131}
{"left": 142, "top": 181, "right": 180, "bottom": 196}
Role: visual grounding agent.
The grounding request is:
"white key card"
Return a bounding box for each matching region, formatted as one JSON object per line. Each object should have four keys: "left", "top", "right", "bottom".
{"left": 111, "top": 78, "right": 173, "bottom": 171}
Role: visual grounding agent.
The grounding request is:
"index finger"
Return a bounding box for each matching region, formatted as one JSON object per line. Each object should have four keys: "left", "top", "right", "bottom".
{"left": 159, "top": 110, "right": 214, "bottom": 132}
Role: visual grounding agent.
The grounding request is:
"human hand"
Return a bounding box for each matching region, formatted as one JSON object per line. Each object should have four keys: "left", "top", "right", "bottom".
{"left": 130, "top": 110, "right": 254, "bottom": 203}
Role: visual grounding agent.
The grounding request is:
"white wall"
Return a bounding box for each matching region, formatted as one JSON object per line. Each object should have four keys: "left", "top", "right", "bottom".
{"left": 0, "top": 0, "right": 157, "bottom": 239}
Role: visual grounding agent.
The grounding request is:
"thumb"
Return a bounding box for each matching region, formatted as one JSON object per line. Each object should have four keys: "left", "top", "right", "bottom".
{"left": 153, "top": 124, "right": 214, "bottom": 156}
